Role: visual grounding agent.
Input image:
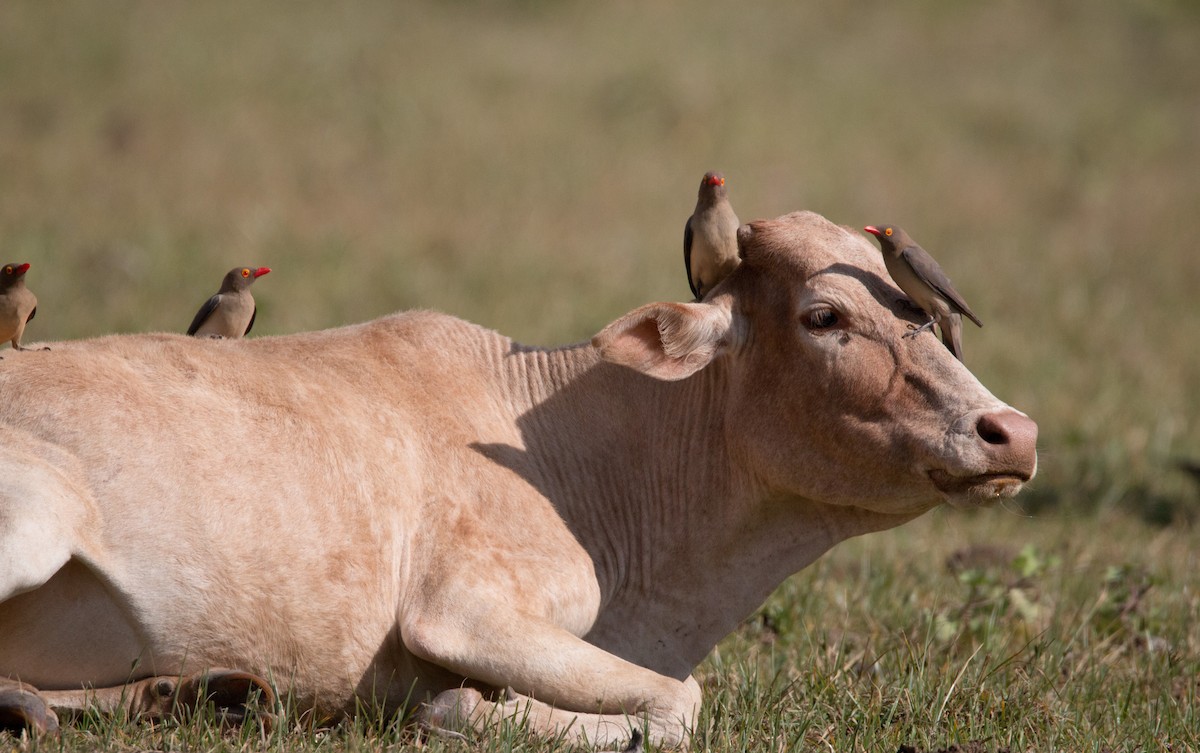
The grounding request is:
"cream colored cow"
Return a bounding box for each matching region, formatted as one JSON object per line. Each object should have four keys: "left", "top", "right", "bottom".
{"left": 0, "top": 211, "right": 1037, "bottom": 748}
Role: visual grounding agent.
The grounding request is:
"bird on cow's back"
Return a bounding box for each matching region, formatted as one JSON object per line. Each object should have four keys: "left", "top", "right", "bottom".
{"left": 0, "top": 262, "right": 48, "bottom": 357}
{"left": 684, "top": 170, "right": 741, "bottom": 301}
{"left": 864, "top": 224, "right": 981, "bottom": 362}
{"left": 187, "top": 266, "right": 271, "bottom": 339}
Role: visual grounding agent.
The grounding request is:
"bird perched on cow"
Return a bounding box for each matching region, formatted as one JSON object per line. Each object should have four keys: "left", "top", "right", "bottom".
{"left": 186, "top": 266, "right": 271, "bottom": 339}
{"left": 0, "top": 262, "right": 47, "bottom": 356}
{"left": 684, "top": 170, "right": 740, "bottom": 300}
{"left": 864, "top": 225, "right": 981, "bottom": 361}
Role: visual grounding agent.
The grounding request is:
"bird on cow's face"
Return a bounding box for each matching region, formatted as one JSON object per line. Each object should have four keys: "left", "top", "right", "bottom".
{"left": 864, "top": 224, "right": 981, "bottom": 362}
{"left": 0, "top": 262, "right": 47, "bottom": 355}
{"left": 187, "top": 266, "right": 271, "bottom": 339}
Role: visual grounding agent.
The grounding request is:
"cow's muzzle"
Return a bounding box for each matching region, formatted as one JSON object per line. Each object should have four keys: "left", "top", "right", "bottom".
{"left": 932, "top": 408, "right": 1038, "bottom": 505}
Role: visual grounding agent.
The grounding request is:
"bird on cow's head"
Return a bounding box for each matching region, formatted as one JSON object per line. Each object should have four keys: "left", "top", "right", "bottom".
{"left": 863, "top": 224, "right": 981, "bottom": 362}
{"left": 683, "top": 170, "right": 741, "bottom": 301}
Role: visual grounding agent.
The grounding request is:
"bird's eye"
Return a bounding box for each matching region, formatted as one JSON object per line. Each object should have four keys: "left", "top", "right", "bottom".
{"left": 2, "top": 267, "right": 9, "bottom": 275}
{"left": 806, "top": 308, "right": 840, "bottom": 330}
{"left": 241, "top": 268, "right": 251, "bottom": 278}
{"left": 884, "top": 228, "right": 893, "bottom": 237}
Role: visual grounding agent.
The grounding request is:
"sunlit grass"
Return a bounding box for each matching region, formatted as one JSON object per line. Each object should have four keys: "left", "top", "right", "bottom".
{"left": 1, "top": 1, "right": 1198, "bottom": 750}
{"left": 8, "top": 509, "right": 1196, "bottom": 751}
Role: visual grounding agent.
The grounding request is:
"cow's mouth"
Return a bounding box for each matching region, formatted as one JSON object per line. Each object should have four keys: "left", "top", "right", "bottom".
{"left": 928, "top": 470, "right": 1030, "bottom": 505}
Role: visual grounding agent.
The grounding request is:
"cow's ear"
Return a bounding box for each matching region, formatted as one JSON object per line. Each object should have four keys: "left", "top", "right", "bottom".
{"left": 592, "top": 301, "right": 732, "bottom": 381}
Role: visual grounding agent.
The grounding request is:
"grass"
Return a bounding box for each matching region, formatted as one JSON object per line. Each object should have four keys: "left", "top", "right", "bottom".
{"left": 1, "top": 0, "right": 1198, "bottom": 750}
{"left": 8, "top": 509, "right": 1197, "bottom": 752}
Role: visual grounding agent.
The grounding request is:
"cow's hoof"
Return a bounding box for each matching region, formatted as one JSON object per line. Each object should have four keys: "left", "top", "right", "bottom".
{"left": 0, "top": 686, "right": 59, "bottom": 736}
{"left": 419, "top": 687, "right": 483, "bottom": 739}
{"left": 620, "top": 728, "right": 644, "bottom": 753}
{"left": 151, "top": 670, "right": 276, "bottom": 730}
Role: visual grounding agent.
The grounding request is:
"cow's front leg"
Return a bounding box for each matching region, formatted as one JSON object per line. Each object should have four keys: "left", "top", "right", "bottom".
{"left": 421, "top": 681, "right": 689, "bottom": 750}
{"left": 404, "top": 610, "right": 700, "bottom": 749}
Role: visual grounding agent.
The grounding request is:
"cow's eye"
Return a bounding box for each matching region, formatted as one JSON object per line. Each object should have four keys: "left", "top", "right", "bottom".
{"left": 806, "top": 308, "right": 839, "bottom": 330}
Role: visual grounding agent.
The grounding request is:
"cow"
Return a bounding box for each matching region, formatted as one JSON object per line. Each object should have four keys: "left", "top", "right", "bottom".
{"left": 0, "top": 211, "right": 1037, "bottom": 748}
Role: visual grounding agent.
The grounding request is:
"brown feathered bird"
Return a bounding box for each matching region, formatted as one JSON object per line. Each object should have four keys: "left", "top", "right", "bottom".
{"left": 187, "top": 266, "right": 271, "bottom": 339}
{"left": 684, "top": 171, "right": 740, "bottom": 300}
{"left": 864, "top": 225, "right": 981, "bottom": 361}
{"left": 0, "top": 262, "right": 46, "bottom": 354}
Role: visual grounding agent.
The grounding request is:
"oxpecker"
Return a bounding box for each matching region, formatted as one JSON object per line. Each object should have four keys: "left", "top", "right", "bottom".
{"left": 864, "top": 225, "right": 981, "bottom": 361}
{"left": 187, "top": 266, "right": 271, "bottom": 339}
{"left": 684, "top": 171, "right": 740, "bottom": 300}
{"left": 0, "top": 262, "right": 46, "bottom": 355}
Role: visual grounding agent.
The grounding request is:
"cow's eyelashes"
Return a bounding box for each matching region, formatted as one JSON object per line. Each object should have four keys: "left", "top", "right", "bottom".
{"left": 805, "top": 307, "right": 840, "bottom": 330}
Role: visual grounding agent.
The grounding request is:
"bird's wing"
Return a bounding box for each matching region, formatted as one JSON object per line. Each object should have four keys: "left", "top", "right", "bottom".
{"left": 244, "top": 304, "right": 257, "bottom": 336}
{"left": 187, "top": 294, "right": 222, "bottom": 335}
{"left": 900, "top": 247, "right": 983, "bottom": 327}
{"left": 683, "top": 216, "right": 700, "bottom": 300}
{"left": 26, "top": 306, "right": 36, "bottom": 324}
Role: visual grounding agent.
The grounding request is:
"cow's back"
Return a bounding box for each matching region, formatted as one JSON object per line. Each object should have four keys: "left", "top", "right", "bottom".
{"left": 0, "top": 311, "right": 528, "bottom": 710}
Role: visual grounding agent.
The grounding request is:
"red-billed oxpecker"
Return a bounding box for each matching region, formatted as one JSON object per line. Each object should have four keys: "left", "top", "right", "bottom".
{"left": 864, "top": 224, "right": 981, "bottom": 361}
{"left": 187, "top": 266, "right": 271, "bottom": 339}
{"left": 0, "top": 262, "right": 46, "bottom": 356}
{"left": 684, "top": 171, "right": 740, "bottom": 300}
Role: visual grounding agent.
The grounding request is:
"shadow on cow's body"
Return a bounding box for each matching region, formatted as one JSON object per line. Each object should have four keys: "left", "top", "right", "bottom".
{"left": 0, "top": 211, "right": 1036, "bottom": 748}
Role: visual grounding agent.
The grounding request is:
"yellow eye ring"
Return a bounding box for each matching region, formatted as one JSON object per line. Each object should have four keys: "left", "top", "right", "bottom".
{"left": 884, "top": 228, "right": 893, "bottom": 237}
{"left": 2, "top": 267, "right": 10, "bottom": 275}
{"left": 241, "top": 268, "right": 251, "bottom": 278}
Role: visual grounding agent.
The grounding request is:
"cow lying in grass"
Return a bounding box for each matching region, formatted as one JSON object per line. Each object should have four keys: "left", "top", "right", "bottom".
{"left": 0, "top": 211, "right": 1036, "bottom": 748}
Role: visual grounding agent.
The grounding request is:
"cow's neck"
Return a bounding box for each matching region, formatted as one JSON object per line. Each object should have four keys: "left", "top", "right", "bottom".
{"left": 500, "top": 341, "right": 917, "bottom": 676}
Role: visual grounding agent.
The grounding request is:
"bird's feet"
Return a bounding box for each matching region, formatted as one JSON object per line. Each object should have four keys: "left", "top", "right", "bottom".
{"left": 903, "top": 319, "right": 937, "bottom": 339}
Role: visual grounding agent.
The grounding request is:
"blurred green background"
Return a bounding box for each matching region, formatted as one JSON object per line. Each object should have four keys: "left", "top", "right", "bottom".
{"left": 1, "top": 1, "right": 1197, "bottom": 516}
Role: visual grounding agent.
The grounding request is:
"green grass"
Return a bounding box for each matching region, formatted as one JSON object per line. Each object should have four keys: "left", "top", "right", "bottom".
{"left": 1, "top": 1, "right": 1198, "bottom": 750}
{"left": 9, "top": 510, "right": 1197, "bottom": 752}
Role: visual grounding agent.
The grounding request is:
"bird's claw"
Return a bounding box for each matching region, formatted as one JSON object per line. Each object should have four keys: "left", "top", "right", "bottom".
{"left": 904, "top": 320, "right": 937, "bottom": 338}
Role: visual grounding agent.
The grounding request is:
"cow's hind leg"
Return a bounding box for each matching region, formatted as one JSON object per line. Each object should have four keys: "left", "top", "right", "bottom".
{"left": 0, "top": 462, "right": 80, "bottom": 606}
{"left": 33, "top": 670, "right": 278, "bottom": 729}
{"left": 0, "top": 678, "right": 58, "bottom": 735}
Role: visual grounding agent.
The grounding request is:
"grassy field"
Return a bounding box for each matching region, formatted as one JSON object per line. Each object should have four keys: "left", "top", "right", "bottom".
{"left": 1, "top": 1, "right": 1198, "bottom": 750}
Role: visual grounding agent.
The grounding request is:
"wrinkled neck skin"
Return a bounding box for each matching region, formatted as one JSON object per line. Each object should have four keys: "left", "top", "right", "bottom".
{"left": 495, "top": 342, "right": 921, "bottom": 679}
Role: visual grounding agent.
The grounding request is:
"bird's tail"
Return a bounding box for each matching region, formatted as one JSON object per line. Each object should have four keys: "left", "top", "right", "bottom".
{"left": 941, "top": 313, "right": 964, "bottom": 362}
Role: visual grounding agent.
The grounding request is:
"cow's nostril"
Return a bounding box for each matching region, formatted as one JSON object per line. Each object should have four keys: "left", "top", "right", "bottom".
{"left": 976, "top": 412, "right": 1011, "bottom": 445}
{"left": 973, "top": 409, "right": 1039, "bottom": 482}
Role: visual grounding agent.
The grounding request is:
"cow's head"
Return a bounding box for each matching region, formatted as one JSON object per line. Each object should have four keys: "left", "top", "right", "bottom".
{"left": 593, "top": 210, "right": 1037, "bottom": 514}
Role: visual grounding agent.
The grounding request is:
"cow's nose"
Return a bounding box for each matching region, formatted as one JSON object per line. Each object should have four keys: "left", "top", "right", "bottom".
{"left": 975, "top": 409, "right": 1039, "bottom": 479}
